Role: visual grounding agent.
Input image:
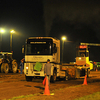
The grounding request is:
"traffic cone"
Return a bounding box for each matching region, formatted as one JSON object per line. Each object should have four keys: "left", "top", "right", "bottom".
{"left": 43, "top": 76, "right": 50, "bottom": 95}
{"left": 43, "top": 77, "right": 46, "bottom": 86}
{"left": 82, "top": 75, "right": 87, "bottom": 85}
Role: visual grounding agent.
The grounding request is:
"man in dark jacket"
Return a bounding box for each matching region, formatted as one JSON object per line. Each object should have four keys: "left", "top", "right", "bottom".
{"left": 20, "top": 59, "right": 24, "bottom": 74}
{"left": 44, "top": 59, "right": 51, "bottom": 88}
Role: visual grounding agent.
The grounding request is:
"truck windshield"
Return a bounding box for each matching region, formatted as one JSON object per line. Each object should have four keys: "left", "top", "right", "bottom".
{"left": 25, "top": 39, "right": 53, "bottom": 55}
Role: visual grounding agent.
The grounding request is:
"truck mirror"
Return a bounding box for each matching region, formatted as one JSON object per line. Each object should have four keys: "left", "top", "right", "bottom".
{"left": 22, "top": 45, "right": 24, "bottom": 53}
{"left": 53, "top": 47, "right": 57, "bottom": 53}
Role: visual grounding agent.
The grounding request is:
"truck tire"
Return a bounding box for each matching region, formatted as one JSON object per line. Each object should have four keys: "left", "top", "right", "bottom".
{"left": 25, "top": 75, "right": 32, "bottom": 81}
{"left": 4, "top": 63, "right": 9, "bottom": 74}
{"left": 1, "top": 63, "right": 4, "bottom": 73}
{"left": 12, "top": 60, "right": 18, "bottom": 73}
{"left": 51, "top": 70, "right": 57, "bottom": 83}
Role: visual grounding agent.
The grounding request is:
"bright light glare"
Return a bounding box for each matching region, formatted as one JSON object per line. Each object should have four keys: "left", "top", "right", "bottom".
{"left": 10, "top": 30, "right": 15, "bottom": 33}
{"left": 0, "top": 29, "right": 5, "bottom": 33}
{"left": 62, "top": 36, "right": 67, "bottom": 41}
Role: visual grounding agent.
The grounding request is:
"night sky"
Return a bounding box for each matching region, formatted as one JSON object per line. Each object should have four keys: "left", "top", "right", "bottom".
{"left": 0, "top": 0, "right": 100, "bottom": 63}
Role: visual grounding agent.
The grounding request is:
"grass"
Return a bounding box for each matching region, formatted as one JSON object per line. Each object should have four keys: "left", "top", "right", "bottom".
{"left": 74, "top": 92, "right": 100, "bottom": 100}
{"left": 4, "top": 85, "right": 100, "bottom": 100}
{"left": 6, "top": 91, "right": 100, "bottom": 100}
{"left": 3, "top": 94, "right": 36, "bottom": 100}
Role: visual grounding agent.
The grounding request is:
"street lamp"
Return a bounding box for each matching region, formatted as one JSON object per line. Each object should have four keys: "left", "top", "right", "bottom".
{"left": 10, "top": 30, "right": 15, "bottom": 52}
{"left": 0, "top": 29, "right": 5, "bottom": 51}
{"left": 61, "top": 36, "right": 67, "bottom": 63}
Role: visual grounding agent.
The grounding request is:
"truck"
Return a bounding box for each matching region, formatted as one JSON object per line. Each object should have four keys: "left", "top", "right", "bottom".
{"left": 75, "top": 45, "right": 92, "bottom": 78}
{"left": 0, "top": 52, "right": 18, "bottom": 73}
{"left": 75, "top": 42, "right": 100, "bottom": 76}
{"left": 22, "top": 37, "right": 91, "bottom": 82}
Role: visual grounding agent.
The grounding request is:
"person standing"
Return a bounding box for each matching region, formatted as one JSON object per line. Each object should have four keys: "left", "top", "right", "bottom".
{"left": 20, "top": 59, "right": 24, "bottom": 74}
{"left": 44, "top": 59, "right": 51, "bottom": 88}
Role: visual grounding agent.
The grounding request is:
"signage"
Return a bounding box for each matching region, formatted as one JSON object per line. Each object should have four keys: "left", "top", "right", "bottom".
{"left": 79, "top": 45, "right": 87, "bottom": 49}
{"left": 30, "top": 42, "right": 46, "bottom": 44}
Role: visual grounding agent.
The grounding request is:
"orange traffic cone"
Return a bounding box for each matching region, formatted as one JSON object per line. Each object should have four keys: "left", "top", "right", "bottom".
{"left": 96, "top": 68, "right": 98, "bottom": 71}
{"left": 43, "top": 77, "right": 46, "bottom": 86}
{"left": 82, "top": 75, "right": 87, "bottom": 85}
{"left": 43, "top": 76, "right": 50, "bottom": 95}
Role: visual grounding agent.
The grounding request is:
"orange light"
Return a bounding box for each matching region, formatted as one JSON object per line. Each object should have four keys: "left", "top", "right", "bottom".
{"left": 93, "top": 62, "right": 96, "bottom": 64}
{"left": 79, "top": 45, "right": 87, "bottom": 49}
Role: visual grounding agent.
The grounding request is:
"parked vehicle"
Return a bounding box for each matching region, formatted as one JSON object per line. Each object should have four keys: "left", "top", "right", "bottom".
{"left": 0, "top": 52, "right": 18, "bottom": 73}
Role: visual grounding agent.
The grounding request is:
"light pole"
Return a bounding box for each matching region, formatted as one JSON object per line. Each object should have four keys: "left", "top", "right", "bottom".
{"left": 61, "top": 36, "right": 67, "bottom": 63}
{"left": 10, "top": 30, "right": 15, "bottom": 52}
{"left": 0, "top": 29, "right": 5, "bottom": 51}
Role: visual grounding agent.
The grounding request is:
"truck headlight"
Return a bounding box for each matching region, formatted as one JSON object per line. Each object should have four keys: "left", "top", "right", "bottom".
{"left": 26, "top": 67, "right": 29, "bottom": 69}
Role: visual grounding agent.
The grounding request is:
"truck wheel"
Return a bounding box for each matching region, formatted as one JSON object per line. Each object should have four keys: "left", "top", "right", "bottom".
{"left": 25, "top": 75, "right": 32, "bottom": 81}
{"left": 51, "top": 70, "right": 57, "bottom": 83}
{"left": 1, "top": 63, "right": 4, "bottom": 73}
{"left": 4, "top": 63, "right": 9, "bottom": 74}
{"left": 12, "top": 61, "right": 18, "bottom": 73}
